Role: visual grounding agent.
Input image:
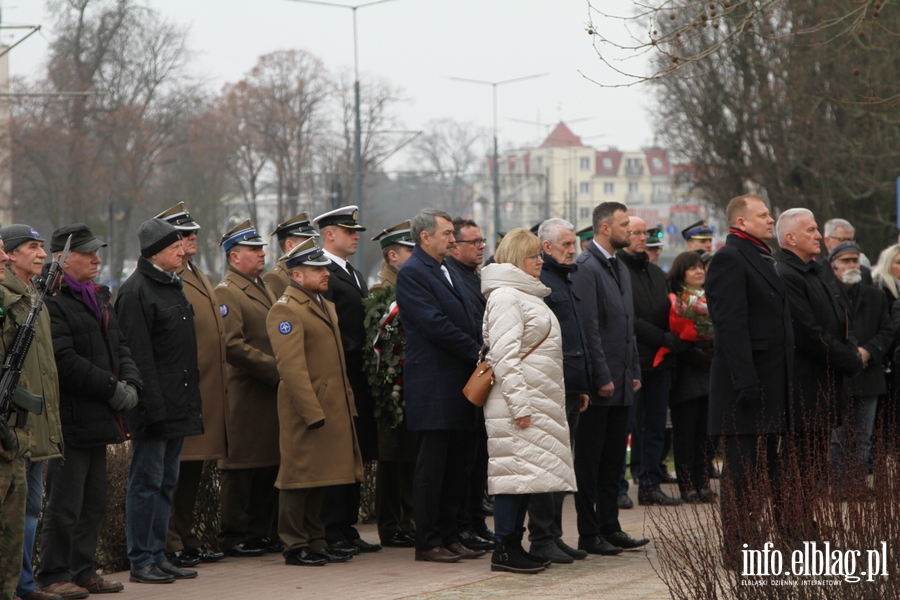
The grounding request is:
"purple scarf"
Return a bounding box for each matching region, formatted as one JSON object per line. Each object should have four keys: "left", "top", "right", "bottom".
{"left": 63, "top": 272, "right": 102, "bottom": 322}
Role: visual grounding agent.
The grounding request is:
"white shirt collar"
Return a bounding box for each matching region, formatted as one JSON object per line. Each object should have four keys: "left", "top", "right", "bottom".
{"left": 592, "top": 239, "right": 614, "bottom": 260}
{"left": 322, "top": 249, "right": 348, "bottom": 271}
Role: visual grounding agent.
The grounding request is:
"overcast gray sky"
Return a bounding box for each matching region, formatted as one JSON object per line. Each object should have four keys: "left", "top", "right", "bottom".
{"left": 6, "top": 0, "right": 655, "bottom": 162}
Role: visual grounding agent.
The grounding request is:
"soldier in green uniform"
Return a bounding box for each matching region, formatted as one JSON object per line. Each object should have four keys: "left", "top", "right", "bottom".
{"left": 365, "top": 221, "right": 416, "bottom": 547}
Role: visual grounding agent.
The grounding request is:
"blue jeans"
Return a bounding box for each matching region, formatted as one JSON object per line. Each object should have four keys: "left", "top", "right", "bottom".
{"left": 16, "top": 458, "right": 43, "bottom": 596}
{"left": 127, "top": 438, "right": 183, "bottom": 569}
{"left": 493, "top": 494, "right": 531, "bottom": 541}
{"left": 636, "top": 369, "right": 672, "bottom": 493}
{"left": 831, "top": 395, "right": 878, "bottom": 489}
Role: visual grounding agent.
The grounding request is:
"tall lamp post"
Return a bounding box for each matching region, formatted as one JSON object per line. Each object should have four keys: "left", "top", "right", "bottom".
{"left": 448, "top": 73, "right": 546, "bottom": 251}
{"left": 286, "top": 0, "right": 397, "bottom": 274}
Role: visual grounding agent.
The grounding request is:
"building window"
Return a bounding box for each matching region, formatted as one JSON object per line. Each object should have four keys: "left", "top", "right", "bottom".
{"left": 603, "top": 182, "right": 615, "bottom": 195}
{"left": 535, "top": 157, "right": 543, "bottom": 171}
{"left": 628, "top": 181, "right": 639, "bottom": 193}
{"left": 602, "top": 157, "right": 613, "bottom": 171}
{"left": 580, "top": 207, "right": 591, "bottom": 220}
{"left": 580, "top": 157, "right": 591, "bottom": 171}
{"left": 651, "top": 157, "right": 664, "bottom": 171}
{"left": 579, "top": 182, "right": 590, "bottom": 196}
{"left": 626, "top": 158, "right": 641, "bottom": 169}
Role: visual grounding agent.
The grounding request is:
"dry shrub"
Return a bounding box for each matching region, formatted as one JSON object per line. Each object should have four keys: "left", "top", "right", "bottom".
{"left": 648, "top": 393, "right": 900, "bottom": 599}
{"left": 360, "top": 460, "right": 377, "bottom": 523}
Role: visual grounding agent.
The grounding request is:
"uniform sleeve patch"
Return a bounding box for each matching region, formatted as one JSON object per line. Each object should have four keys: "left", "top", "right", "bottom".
{"left": 219, "top": 304, "right": 229, "bottom": 317}
{"left": 278, "top": 321, "right": 293, "bottom": 334}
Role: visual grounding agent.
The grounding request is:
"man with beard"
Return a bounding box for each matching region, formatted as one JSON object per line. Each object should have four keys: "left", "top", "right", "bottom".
{"left": 827, "top": 242, "right": 892, "bottom": 493}
{"left": 527, "top": 218, "right": 592, "bottom": 564}
{"left": 570, "top": 202, "right": 648, "bottom": 555}
{"left": 266, "top": 238, "right": 364, "bottom": 566}
{"left": 775, "top": 208, "right": 861, "bottom": 534}
{"left": 264, "top": 213, "right": 320, "bottom": 300}
{"left": 705, "top": 195, "right": 792, "bottom": 566}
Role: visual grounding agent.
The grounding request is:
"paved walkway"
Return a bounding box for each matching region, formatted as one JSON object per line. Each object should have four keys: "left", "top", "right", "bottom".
{"left": 109, "top": 483, "right": 699, "bottom": 599}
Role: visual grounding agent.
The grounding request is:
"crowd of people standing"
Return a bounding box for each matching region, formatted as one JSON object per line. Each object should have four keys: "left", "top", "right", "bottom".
{"left": 1, "top": 195, "right": 899, "bottom": 599}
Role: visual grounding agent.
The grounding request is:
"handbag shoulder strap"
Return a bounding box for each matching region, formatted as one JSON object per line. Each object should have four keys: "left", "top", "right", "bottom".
{"left": 521, "top": 327, "right": 550, "bottom": 360}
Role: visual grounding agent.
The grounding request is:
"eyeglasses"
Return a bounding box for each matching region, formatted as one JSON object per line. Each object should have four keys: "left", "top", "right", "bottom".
{"left": 628, "top": 230, "right": 648, "bottom": 237}
{"left": 180, "top": 231, "right": 197, "bottom": 238}
{"left": 826, "top": 235, "right": 853, "bottom": 243}
{"left": 456, "top": 238, "right": 487, "bottom": 246}
{"left": 525, "top": 252, "right": 543, "bottom": 262}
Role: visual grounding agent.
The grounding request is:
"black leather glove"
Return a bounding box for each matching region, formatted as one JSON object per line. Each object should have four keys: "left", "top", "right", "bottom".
{"left": 662, "top": 332, "right": 691, "bottom": 353}
{"left": 308, "top": 419, "right": 325, "bottom": 430}
{"left": 736, "top": 384, "right": 761, "bottom": 406}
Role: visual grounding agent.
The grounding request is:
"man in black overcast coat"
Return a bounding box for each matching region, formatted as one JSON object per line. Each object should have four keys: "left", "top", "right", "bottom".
{"left": 705, "top": 195, "right": 792, "bottom": 565}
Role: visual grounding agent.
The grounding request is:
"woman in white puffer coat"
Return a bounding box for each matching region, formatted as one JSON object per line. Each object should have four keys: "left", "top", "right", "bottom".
{"left": 481, "top": 228, "right": 576, "bottom": 574}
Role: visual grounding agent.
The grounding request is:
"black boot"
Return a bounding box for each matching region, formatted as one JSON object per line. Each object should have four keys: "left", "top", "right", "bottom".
{"left": 491, "top": 531, "right": 545, "bottom": 574}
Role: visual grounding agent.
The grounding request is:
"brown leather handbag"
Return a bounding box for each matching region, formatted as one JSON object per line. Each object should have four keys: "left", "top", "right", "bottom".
{"left": 463, "top": 329, "right": 550, "bottom": 407}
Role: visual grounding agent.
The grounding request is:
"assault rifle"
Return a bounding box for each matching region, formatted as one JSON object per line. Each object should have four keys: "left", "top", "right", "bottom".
{"left": 0, "top": 235, "right": 71, "bottom": 452}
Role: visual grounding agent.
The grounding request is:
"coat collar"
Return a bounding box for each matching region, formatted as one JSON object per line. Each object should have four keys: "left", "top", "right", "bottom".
{"left": 412, "top": 245, "right": 463, "bottom": 299}
{"left": 284, "top": 283, "right": 333, "bottom": 329}
{"left": 728, "top": 234, "right": 784, "bottom": 296}
{"left": 226, "top": 265, "right": 274, "bottom": 306}
{"left": 137, "top": 256, "right": 183, "bottom": 289}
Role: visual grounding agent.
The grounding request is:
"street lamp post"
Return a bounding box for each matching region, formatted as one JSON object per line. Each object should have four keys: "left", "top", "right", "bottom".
{"left": 448, "top": 73, "right": 546, "bottom": 251}
{"left": 285, "top": 0, "right": 397, "bottom": 274}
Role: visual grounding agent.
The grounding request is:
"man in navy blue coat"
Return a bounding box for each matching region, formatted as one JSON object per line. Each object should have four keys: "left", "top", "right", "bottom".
{"left": 395, "top": 208, "right": 483, "bottom": 563}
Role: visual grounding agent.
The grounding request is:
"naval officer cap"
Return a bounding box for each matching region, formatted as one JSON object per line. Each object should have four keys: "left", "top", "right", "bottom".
{"left": 285, "top": 237, "right": 331, "bottom": 269}
{"left": 270, "top": 212, "right": 318, "bottom": 241}
{"left": 372, "top": 220, "right": 415, "bottom": 249}
{"left": 681, "top": 220, "right": 713, "bottom": 241}
{"left": 155, "top": 202, "right": 200, "bottom": 232}
{"left": 312, "top": 205, "right": 366, "bottom": 231}
{"left": 219, "top": 219, "right": 267, "bottom": 253}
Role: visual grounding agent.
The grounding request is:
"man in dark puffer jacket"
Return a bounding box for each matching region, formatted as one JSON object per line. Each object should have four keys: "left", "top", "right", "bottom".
{"left": 38, "top": 224, "right": 143, "bottom": 595}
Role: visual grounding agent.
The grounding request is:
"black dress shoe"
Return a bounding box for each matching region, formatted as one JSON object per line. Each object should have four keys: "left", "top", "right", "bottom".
{"left": 166, "top": 550, "right": 201, "bottom": 568}
{"left": 472, "top": 522, "right": 495, "bottom": 541}
{"left": 458, "top": 529, "right": 495, "bottom": 551}
{"left": 602, "top": 531, "right": 650, "bottom": 550}
{"left": 284, "top": 547, "right": 328, "bottom": 566}
{"left": 262, "top": 536, "right": 285, "bottom": 553}
{"left": 381, "top": 532, "right": 415, "bottom": 548}
{"left": 661, "top": 471, "right": 678, "bottom": 484}
{"left": 638, "top": 489, "right": 683, "bottom": 506}
{"left": 193, "top": 546, "right": 226, "bottom": 563}
{"left": 225, "top": 542, "right": 266, "bottom": 558}
{"left": 350, "top": 538, "right": 382, "bottom": 552}
{"left": 681, "top": 490, "right": 701, "bottom": 504}
{"left": 157, "top": 560, "right": 198, "bottom": 579}
{"left": 698, "top": 488, "right": 717, "bottom": 503}
{"left": 129, "top": 564, "right": 175, "bottom": 584}
{"left": 555, "top": 538, "right": 588, "bottom": 560}
{"left": 618, "top": 493, "right": 634, "bottom": 509}
{"left": 319, "top": 546, "right": 354, "bottom": 562}
{"left": 329, "top": 540, "right": 361, "bottom": 555}
{"left": 577, "top": 535, "right": 623, "bottom": 555}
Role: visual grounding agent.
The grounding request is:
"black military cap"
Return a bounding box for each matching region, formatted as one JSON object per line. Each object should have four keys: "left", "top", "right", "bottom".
{"left": 681, "top": 220, "right": 713, "bottom": 241}
{"left": 155, "top": 202, "right": 200, "bottom": 231}
{"left": 270, "top": 212, "right": 318, "bottom": 242}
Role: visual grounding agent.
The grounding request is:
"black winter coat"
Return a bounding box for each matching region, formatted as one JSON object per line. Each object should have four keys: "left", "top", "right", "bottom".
{"left": 706, "top": 234, "right": 793, "bottom": 436}
{"left": 617, "top": 250, "right": 674, "bottom": 370}
{"left": 46, "top": 282, "right": 142, "bottom": 448}
{"left": 844, "top": 283, "right": 894, "bottom": 397}
{"left": 539, "top": 254, "right": 591, "bottom": 396}
{"left": 776, "top": 249, "right": 862, "bottom": 431}
{"left": 115, "top": 257, "right": 202, "bottom": 440}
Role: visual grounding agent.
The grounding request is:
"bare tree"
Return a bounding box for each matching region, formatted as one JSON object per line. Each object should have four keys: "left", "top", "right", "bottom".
{"left": 409, "top": 117, "right": 486, "bottom": 216}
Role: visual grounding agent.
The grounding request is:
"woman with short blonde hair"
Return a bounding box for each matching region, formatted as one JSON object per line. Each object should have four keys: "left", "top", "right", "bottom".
{"left": 480, "top": 227, "right": 576, "bottom": 574}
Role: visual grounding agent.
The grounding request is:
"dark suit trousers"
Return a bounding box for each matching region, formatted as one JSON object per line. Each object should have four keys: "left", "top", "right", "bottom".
{"left": 167, "top": 460, "right": 203, "bottom": 552}
{"left": 457, "top": 416, "right": 488, "bottom": 532}
{"left": 720, "top": 434, "right": 781, "bottom": 560}
{"left": 322, "top": 483, "right": 361, "bottom": 544}
{"left": 671, "top": 396, "right": 710, "bottom": 497}
{"left": 414, "top": 429, "right": 476, "bottom": 551}
{"left": 375, "top": 460, "right": 415, "bottom": 540}
{"left": 636, "top": 370, "right": 672, "bottom": 492}
{"left": 528, "top": 394, "right": 581, "bottom": 544}
{"left": 574, "top": 404, "right": 629, "bottom": 537}
{"left": 217, "top": 466, "right": 279, "bottom": 549}
{"left": 38, "top": 446, "right": 107, "bottom": 587}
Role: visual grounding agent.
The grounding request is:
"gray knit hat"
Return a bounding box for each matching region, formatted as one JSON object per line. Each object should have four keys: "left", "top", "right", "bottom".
{"left": 138, "top": 219, "right": 181, "bottom": 258}
{"left": 0, "top": 224, "right": 44, "bottom": 253}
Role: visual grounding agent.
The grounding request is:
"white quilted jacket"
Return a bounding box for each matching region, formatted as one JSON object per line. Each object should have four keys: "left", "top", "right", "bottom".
{"left": 481, "top": 263, "right": 577, "bottom": 495}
